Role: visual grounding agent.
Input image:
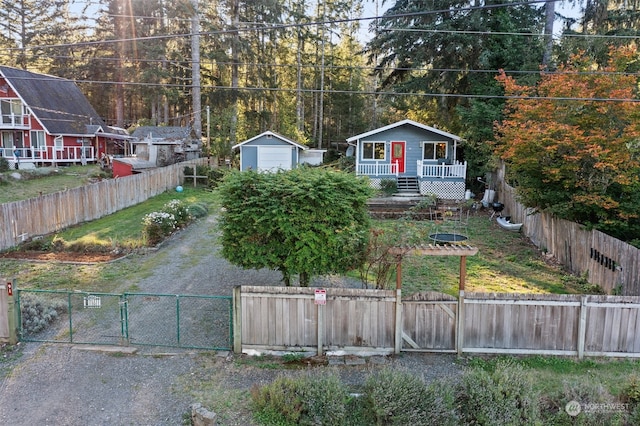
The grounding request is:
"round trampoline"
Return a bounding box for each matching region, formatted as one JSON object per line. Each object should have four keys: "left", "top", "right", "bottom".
{"left": 429, "top": 233, "right": 469, "bottom": 244}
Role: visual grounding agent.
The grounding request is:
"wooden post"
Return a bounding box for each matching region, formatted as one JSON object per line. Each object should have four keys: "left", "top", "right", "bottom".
{"left": 395, "top": 256, "right": 403, "bottom": 354}
{"left": 577, "top": 295, "right": 587, "bottom": 359}
{"left": 457, "top": 256, "right": 466, "bottom": 356}
{"left": 317, "top": 302, "right": 324, "bottom": 356}
{"left": 232, "top": 286, "right": 242, "bottom": 354}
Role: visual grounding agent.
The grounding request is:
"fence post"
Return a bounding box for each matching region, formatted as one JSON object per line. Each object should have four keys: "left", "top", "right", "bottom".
{"left": 317, "top": 302, "right": 324, "bottom": 356}
{"left": 577, "top": 295, "right": 587, "bottom": 359}
{"left": 457, "top": 257, "right": 467, "bottom": 356}
{"left": 232, "top": 286, "right": 242, "bottom": 354}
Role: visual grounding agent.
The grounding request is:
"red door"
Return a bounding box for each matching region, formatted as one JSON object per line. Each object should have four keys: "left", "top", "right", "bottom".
{"left": 391, "top": 141, "right": 405, "bottom": 174}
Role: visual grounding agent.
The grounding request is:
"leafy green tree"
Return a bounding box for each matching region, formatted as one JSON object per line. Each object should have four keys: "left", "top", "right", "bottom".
{"left": 218, "top": 167, "right": 373, "bottom": 286}
{"left": 494, "top": 46, "right": 640, "bottom": 243}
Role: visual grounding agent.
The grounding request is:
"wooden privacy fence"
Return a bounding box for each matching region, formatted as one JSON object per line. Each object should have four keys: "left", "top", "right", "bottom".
{"left": 235, "top": 286, "right": 640, "bottom": 358}
{"left": 496, "top": 166, "right": 640, "bottom": 295}
{"left": 0, "top": 159, "right": 207, "bottom": 251}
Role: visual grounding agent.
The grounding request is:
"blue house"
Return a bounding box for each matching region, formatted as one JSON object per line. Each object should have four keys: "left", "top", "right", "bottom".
{"left": 346, "top": 119, "right": 467, "bottom": 200}
{"left": 233, "top": 131, "right": 325, "bottom": 171}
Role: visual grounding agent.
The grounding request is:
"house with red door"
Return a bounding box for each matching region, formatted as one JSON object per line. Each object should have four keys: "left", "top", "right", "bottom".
{"left": 0, "top": 66, "right": 132, "bottom": 169}
{"left": 346, "top": 119, "right": 467, "bottom": 200}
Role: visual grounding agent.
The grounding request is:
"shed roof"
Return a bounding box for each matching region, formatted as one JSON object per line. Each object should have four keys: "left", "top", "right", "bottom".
{"left": 346, "top": 119, "right": 461, "bottom": 143}
{"left": 0, "top": 66, "right": 106, "bottom": 136}
{"left": 232, "top": 131, "right": 308, "bottom": 150}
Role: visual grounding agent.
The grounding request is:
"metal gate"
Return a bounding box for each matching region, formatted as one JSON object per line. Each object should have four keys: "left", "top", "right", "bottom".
{"left": 17, "top": 289, "right": 233, "bottom": 350}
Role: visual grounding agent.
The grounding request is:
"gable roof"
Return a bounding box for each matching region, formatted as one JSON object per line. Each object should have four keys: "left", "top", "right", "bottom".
{"left": 346, "top": 119, "right": 461, "bottom": 143}
{"left": 232, "top": 131, "right": 308, "bottom": 150}
{"left": 0, "top": 66, "right": 106, "bottom": 136}
{"left": 131, "top": 126, "right": 193, "bottom": 141}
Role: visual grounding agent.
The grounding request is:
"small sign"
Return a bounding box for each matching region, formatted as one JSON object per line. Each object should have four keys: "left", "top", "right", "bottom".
{"left": 314, "top": 288, "right": 326, "bottom": 305}
{"left": 84, "top": 295, "right": 101, "bottom": 309}
{"left": 6, "top": 282, "right": 12, "bottom": 296}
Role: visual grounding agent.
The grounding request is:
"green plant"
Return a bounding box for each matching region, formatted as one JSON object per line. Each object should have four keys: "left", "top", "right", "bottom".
{"left": 251, "top": 372, "right": 349, "bottom": 425}
{"left": 19, "top": 295, "right": 68, "bottom": 334}
{"left": 187, "top": 203, "right": 209, "bottom": 218}
{"left": 621, "top": 374, "right": 640, "bottom": 405}
{"left": 456, "top": 358, "right": 540, "bottom": 425}
{"left": 0, "top": 157, "right": 9, "bottom": 172}
{"left": 362, "top": 368, "right": 458, "bottom": 425}
{"left": 281, "top": 353, "right": 305, "bottom": 363}
{"left": 218, "top": 168, "right": 373, "bottom": 287}
{"left": 379, "top": 179, "right": 398, "bottom": 196}
{"left": 162, "top": 199, "right": 192, "bottom": 227}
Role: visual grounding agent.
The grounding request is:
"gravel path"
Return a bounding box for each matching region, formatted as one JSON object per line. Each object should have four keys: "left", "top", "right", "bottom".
{"left": 0, "top": 215, "right": 462, "bottom": 425}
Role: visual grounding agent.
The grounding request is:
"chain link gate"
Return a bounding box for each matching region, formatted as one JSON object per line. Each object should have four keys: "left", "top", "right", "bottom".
{"left": 17, "top": 289, "right": 233, "bottom": 350}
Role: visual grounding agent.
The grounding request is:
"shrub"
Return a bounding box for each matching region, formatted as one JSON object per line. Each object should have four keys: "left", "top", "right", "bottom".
{"left": 380, "top": 179, "right": 398, "bottom": 196}
{"left": 50, "top": 236, "right": 67, "bottom": 252}
{"left": 621, "top": 374, "right": 640, "bottom": 405}
{"left": 20, "top": 295, "right": 67, "bottom": 334}
{"left": 162, "top": 199, "right": 191, "bottom": 227}
{"left": 362, "top": 368, "right": 458, "bottom": 425}
{"left": 142, "top": 211, "right": 176, "bottom": 246}
{"left": 0, "top": 156, "right": 9, "bottom": 172}
{"left": 251, "top": 372, "right": 349, "bottom": 425}
{"left": 187, "top": 202, "right": 209, "bottom": 219}
{"left": 541, "top": 379, "right": 629, "bottom": 425}
{"left": 456, "top": 359, "right": 540, "bottom": 425}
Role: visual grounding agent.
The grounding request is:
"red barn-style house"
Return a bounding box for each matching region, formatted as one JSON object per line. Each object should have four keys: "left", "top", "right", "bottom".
{"left": 0, "top": 66, "right": 132, "bottom": 169}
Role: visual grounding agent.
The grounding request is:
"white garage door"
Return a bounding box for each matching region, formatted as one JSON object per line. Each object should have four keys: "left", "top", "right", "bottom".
{"left": 258, "top": 146, "right": 292, "bottom": 171}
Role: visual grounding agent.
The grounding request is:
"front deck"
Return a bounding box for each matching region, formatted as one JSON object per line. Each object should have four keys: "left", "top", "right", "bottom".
{"left": 1, "top": 146, "right": 97, "bottom": 169}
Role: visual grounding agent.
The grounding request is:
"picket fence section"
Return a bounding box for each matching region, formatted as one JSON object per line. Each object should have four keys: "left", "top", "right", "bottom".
{"left": 0, "top": 159, "right": 207, "bottom": 251}
{"left": 236, "top": 286, "right": 640, "bottom": 358}
{"left": 497, "top": 167, "right": 640, "bottom": 295}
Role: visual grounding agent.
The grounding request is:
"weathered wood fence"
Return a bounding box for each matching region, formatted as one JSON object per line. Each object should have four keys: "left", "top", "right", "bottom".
{"left": 235, "top": 286, "right": 640, "bottom": 358}
{"left": 0, "top": 159, "right": 207, "bottom": 251}
{"left": 497, "top": 166, "right": 640, "bottom": 295}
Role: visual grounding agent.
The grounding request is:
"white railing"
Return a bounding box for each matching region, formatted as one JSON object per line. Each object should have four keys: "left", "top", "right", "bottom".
{"left": 357, "top": 162, "right": 398, "bottom": 176}
{"left": 0, "top": 146, "right": 96, "bottom": 163}
{"left": 0, "top": 113, "right": 27, "bottom": 128}
{"left": 417, "top": 160, "right": 467, "bottom": 179}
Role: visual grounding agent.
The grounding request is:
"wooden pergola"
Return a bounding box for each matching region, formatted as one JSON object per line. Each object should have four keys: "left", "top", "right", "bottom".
{"left": 390, "top": 244, "right": 479, "bottom": 292}
{"left": 390, "top": 244, "right": 479, "bottom": 355}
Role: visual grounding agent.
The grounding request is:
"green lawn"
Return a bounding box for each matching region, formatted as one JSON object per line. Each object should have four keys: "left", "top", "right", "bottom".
{"left": 0, "top": 165, "right": 106, "bottom": 203}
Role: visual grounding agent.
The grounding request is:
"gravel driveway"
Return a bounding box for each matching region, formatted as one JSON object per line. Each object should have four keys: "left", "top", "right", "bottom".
{"left": 0, "top": 215, "right": 462, "bottom": 425}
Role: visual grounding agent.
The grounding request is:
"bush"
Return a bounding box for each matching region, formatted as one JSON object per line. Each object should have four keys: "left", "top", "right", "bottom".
{"left": 380, "top": 179, "right": 398, "bottom": 196}
{"left": 187, "top": 202, "right": 209, "bottom": 218}
{"left": 456, "top": 359, "right": 540, "bottom": 425}
{"left": 362, "top": 368, "right": 458, "bottom": 426}
{"left": 142, "top": 211, "right": 176, "bottom": 246}
{"left": 251, "top": 372, "right": 349, "bottom": 425}
{"left": 0, "top": 156, "right": 9, "bottom": 172}
{"left": 541, "top": 379, "right": 629, "bottom": 425}
{"left": 20, "top": 295, "right": 67, "bottom": 334}
{"left": 162, "top": 199, "right": 191, "bottom": 227}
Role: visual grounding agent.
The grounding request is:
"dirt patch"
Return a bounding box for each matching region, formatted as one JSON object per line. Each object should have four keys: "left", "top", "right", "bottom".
{"left": 0, "top": 250, "right": 124, "bottom": 263}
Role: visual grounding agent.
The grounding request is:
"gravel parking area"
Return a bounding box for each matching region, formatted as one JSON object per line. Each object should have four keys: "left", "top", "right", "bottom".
{"left": 0, "top": 215, "right": 463, "bottom": 425}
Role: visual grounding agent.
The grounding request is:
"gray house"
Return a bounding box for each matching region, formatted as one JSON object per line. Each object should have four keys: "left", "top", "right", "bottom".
{"left": 233, "top": 131, "right": 325, "bottom": 171}
{"left": 346, "top": 119, "right": 466, "bottom": 200}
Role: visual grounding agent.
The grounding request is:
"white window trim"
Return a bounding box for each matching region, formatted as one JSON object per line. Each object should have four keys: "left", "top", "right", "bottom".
{"left": 361, "top": 140, "right": 386, "bottom": 161}
{"left": 421, "top": 141, "right": 448, "bottom": 160}
{"left": 30, "top": 130, "right": 45, "bottom": 149}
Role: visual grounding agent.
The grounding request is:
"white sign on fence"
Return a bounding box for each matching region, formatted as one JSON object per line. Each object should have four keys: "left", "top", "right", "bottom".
{"left": 314, "top": 289, "right": 326, "bottom": 305}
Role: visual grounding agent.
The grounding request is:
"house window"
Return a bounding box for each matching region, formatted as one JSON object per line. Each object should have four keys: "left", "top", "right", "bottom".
{"left": 362, "top": 141, "right": 385, "bottom": 160}
{"left": 423, "top": 141, "right": 447, "bottom": 160}
{"left": 1, "top": 99, "right": 24, "bottom": 124}
{"left": 30, "top": 131, "right": 45, "bottom": 149}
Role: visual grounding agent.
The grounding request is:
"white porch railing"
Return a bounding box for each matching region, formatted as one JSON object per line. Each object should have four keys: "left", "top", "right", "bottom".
{"left": 417, "top": 160, "right": 467, "bottom": 179}
{"left": 0, "top": 146, "right": 96, "bottom": 164}
{"left": 357, "top": 162, "right": 398, "bottom": 176}
{"left": 0, "top": 113, "right": 28, "bottom": 128}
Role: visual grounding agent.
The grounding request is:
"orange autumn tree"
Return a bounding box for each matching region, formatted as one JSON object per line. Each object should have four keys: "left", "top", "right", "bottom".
{"left": 494, "top": 46, "right": 640, "bottom": 244}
